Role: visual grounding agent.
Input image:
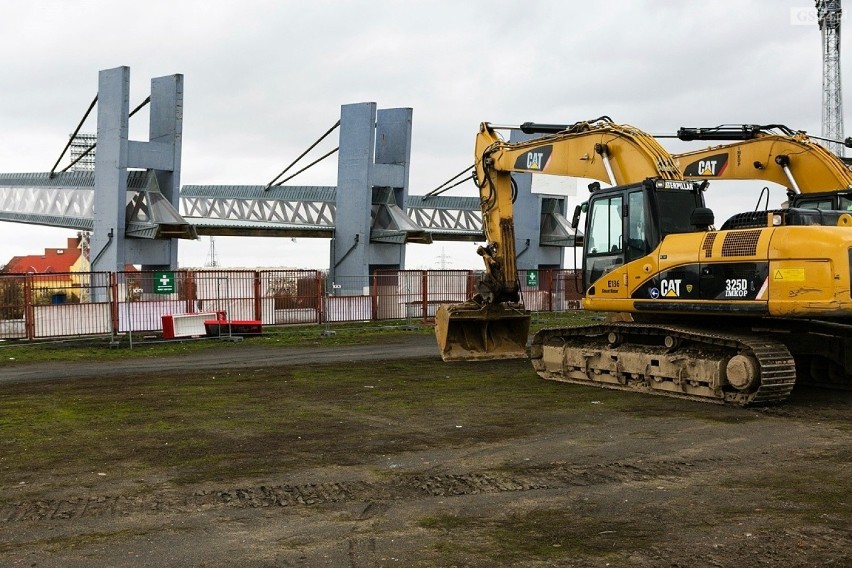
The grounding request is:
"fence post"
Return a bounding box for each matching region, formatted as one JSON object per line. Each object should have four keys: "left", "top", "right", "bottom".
{"left": 543, "top": 269, "right": 552, "bottom": 312}
{"left": 184, "top": 270, "right": 195, "bottom": 313}
{"left": 420, "top": 270, "right": 428, "bottom": 323}
{"left": 316, "top": 272, "right": 324, "bottom": 324}
{"left": 23, "top": 274, "right": 34, "bottom": 340}
{"left": 370, "top": 273, "right": 378, "bottom": 321}
{"left": 253, "top": 271, "right": 262, "bottom": 322}
{"left": 109, "top": 272, "right": 120, "bottom": 335}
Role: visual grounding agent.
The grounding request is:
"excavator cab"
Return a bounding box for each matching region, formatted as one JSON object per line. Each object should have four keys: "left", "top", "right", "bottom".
{"left": 581, "top": 179, "right": 709, "bottom": 290}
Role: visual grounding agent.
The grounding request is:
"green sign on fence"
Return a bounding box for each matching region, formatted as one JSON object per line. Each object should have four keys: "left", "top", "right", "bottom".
{"left": 526, "top": 270, "right": 539, "bottom": 288}
{"left": 154, "top": 271, "right": 175, "bottom": 294}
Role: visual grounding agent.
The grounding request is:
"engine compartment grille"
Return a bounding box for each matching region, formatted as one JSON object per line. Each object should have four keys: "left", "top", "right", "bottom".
{"left": 721, "top": 230, "right": 761, "bottom": 257}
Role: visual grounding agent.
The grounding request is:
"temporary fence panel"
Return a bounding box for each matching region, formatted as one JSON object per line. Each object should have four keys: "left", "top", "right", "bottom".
{"left": 374, "top": 271, "right": 400, "bottom": 320}
{"left": 373, "top": 270, "right": 474, "bottom": 321}
{"left": 0, "top": 318, "right": 25, "bottom": 339}
{"left": 117, "top": 299, "right": 189, "bottom": 333}
{"left": 259, "top": 270, "right": 322, "bottom": 325}
{"left": 115, "top": 271, "right": 191, "bottom": 333}
{"left": 34, "top": 304, "right": 112, "bottom": 337}
{"left": 324, "top": 295, "right": 373, "bottom": 322}
{"left": 193, "top": 270, "right": 258, "bottom": 321}
{"left": 518, "top": 269, "right": 583, "bottom": 313}
{"left": 324, "top": 275, "right": 373, "bottom": 322}
{"left": 518, "top": 269, "right": 549, "bottom": 312}
{"left": 31, "top": 272, "right": 112, "bottom": 338}
{"left": 396, "top": 270, "right": 427, "bottom": 319}
{"left": 552, "top": 269, "right": 583, "bottom": 310}
{"left": 0, "top": 274, "right": 27, "bottom": 339}
{"left": 424, "top": 270, "right": 475, "bottom": 320}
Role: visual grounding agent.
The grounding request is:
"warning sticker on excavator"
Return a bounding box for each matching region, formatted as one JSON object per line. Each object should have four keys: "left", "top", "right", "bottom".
{"left": 773, "top": 268, "right": 805, "bottom": 281}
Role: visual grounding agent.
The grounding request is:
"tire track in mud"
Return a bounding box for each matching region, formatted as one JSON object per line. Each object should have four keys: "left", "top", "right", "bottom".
{"left": 0, "top": 458, "right": 723, "bottom": 525}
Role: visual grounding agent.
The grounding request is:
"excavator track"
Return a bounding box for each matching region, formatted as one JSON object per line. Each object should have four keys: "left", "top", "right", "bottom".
{"left": 529, "top": 323, "right": 797, "bottom": 406}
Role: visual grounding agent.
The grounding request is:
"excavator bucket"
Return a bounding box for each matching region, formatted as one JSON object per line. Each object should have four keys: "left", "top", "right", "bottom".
{"left": 434, "top": 302, "right": 531, "bottom": 361}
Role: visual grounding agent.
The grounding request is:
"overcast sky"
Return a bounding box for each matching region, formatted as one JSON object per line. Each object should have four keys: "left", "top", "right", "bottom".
{"left": 0, "top": 0, "right": 847, "bottom": 270}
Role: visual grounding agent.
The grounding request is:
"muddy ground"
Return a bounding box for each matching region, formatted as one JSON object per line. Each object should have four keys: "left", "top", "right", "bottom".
{"left": 0, "top": 334, "right": 850, "bottom": 567}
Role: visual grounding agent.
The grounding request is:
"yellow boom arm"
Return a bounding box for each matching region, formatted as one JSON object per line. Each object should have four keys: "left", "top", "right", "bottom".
{"left": 674, "top": 132, "right": 852, "bottom": 194}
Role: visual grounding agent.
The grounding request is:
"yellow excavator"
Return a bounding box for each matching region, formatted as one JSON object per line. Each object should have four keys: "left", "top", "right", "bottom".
{"left": 436, "top": 120, "right": 852, "bottom": 405}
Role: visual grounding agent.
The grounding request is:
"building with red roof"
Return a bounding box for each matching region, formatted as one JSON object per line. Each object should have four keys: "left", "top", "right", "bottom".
{"left": 4, "top": 237, "right": 84, "bottom": 276}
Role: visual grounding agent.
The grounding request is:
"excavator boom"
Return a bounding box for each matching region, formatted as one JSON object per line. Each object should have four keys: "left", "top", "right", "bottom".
{"left": 674, "top": 126, "right": 852, "bottom": 195}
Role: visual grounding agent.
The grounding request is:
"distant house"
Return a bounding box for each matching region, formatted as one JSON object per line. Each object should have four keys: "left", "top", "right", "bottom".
{"left": 2, "top": 237, "right": 145, "bottom": 305}
{"left": 2, "top": 237, "right": 87, "bottom": 302}
{"left": 4, "top": 236, "right": 83, "bottom": 278}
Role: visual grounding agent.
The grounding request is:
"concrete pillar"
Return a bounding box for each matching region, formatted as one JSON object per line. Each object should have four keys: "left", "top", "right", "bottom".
{"left": 90, "top": 66, "right": 130, "bottom": 275}
{"left": 89, "top": 66, "right": 184, "bottom": 275}
{"left": 330, "top": 103, "right": 413, "bottom": 294}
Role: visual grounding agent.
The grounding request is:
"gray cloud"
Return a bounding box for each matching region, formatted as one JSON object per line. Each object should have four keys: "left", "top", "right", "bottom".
{"left": 0, "top": 0, "right": 846, "bottom": 269}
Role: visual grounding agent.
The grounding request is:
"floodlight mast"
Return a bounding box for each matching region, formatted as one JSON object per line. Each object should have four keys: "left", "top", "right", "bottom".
{"left": 817, "top": 0, "right": 845, "bottom": 156}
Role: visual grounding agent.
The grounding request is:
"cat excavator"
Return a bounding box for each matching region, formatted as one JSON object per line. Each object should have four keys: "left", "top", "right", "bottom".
{"left": 436, "top": 119, "right": 852, "bottom": 405}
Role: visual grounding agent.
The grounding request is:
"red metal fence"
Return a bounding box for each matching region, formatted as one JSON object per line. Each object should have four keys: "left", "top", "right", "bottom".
{"left": 0, "top": 268, "right": 581, "bottom": 341}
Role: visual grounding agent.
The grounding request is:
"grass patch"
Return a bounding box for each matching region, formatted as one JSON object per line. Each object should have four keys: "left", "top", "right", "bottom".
{"left": 0, "top": 311, "right": 597, "bottom": 364}
{"left": 718, "top": 460, "right": 852, "bottom": 523}
{"left": 0, "top": 357, "right": 606, "bottom": 487}
{"left": 0, "top": 320, "right": 433, "bottom": 363}
{"left": 419, "top": 509, "right": 661, "bottom": 564}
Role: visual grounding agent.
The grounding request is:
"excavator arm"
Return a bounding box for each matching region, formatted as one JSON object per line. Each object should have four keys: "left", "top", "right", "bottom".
{"left": 435, "top": 118, "right": 682, "bottom": 361}
{"left": 674, "top": 125, "right": 852, "bottom": 195}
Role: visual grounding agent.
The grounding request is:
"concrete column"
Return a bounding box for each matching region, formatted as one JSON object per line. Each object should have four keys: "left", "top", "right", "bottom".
{"left": 90, "top": 67, "right": 184, "bottom": 275}
{"left": 371, "top": 107, "right": 413, "bottom": 269}
{"left": 330, "top": 103, "right": 413, "bottom": 294}
{"left": 90, "top": 66, "right": 130, "bottom": 275}
{"left": 134, "top": 74, "right": 184, "bottom": 271}
{"left": 331, "top": 103, "right": 375, "bottom": 294}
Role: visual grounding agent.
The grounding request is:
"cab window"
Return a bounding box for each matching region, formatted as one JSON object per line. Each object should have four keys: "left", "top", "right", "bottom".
{"left": 626, "top": 191, "right": 650, "bottom": 261}
{"left": 587, "top": 196, "right": 623, "bottom": 256}
{"left": 797, "top": 199, "right": 834, "bottom": 210}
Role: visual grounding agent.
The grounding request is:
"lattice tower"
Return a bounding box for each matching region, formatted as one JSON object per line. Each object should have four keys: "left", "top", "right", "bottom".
{"left": 817, "top": 0, "right": 845, "bottom": 156}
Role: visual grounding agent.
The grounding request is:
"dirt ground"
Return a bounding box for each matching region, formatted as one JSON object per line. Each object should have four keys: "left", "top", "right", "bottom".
{"left": 1, "top": 334, "right": 850, "bottom": 567}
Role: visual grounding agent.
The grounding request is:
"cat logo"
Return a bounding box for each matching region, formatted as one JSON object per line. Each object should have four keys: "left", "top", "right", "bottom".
{"left": 698, "top": 160, "right": 718, "bottom": 175}
{"left": 660, "top": 279, "right": 682, "bottom": 297}
{"left": 683, "top": 152, "right": 729, "bottom": 177}
{"left": 527, "top": 152, "right": 545, "bottom": 169}
{"left": 513, "top": 145, "right": 553, "bottom": 171}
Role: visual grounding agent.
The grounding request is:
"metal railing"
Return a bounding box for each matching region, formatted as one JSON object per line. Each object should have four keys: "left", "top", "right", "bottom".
{"left": 0, "top": 268, "right": 582, "bottom": 341}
